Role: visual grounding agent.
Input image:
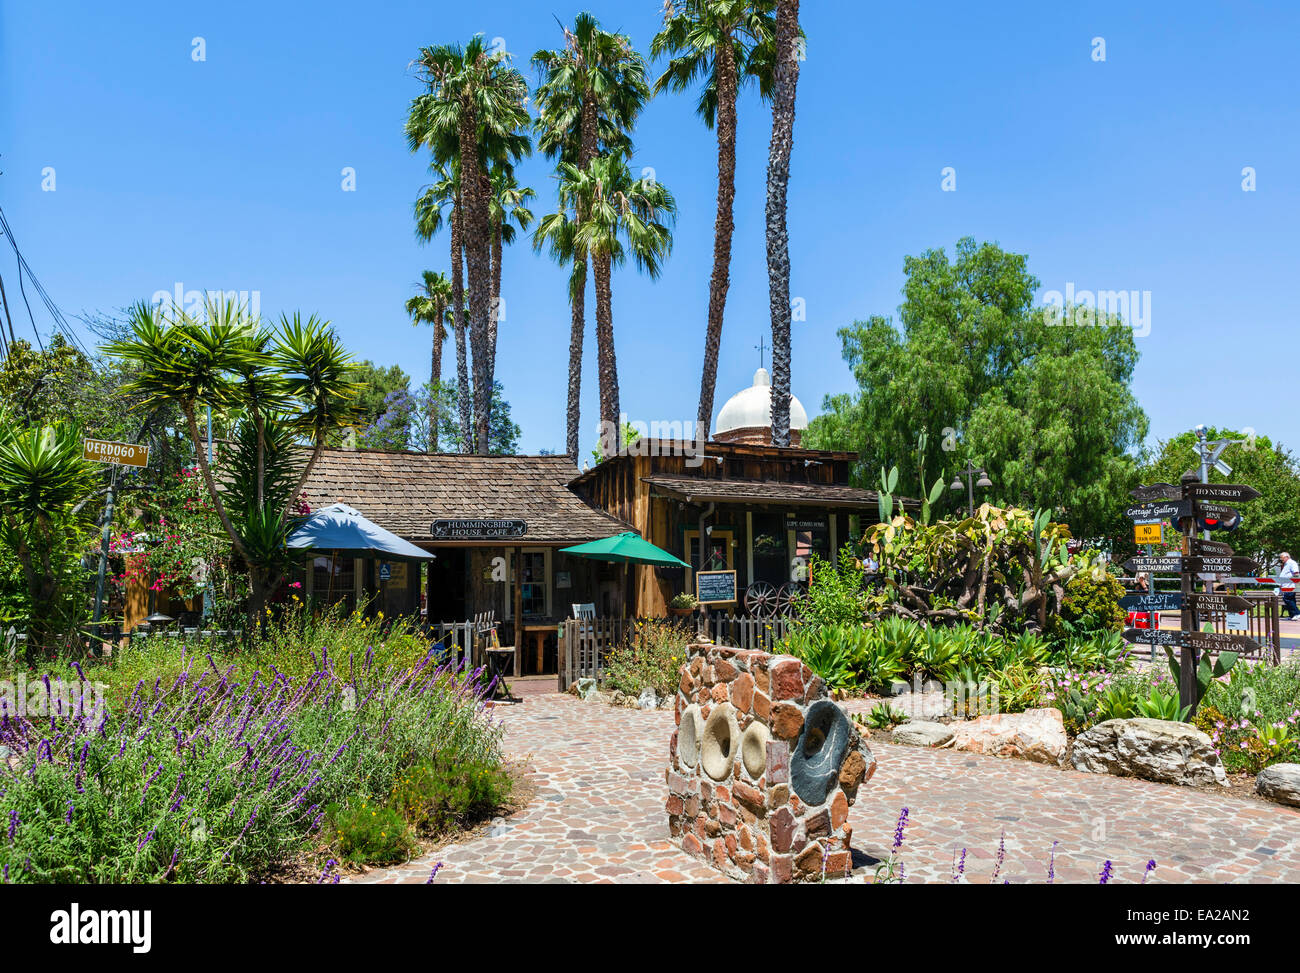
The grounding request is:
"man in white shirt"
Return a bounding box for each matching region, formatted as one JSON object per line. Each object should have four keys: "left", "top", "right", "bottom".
{"left": 1280, "top": 552, "right": 1299, "bottom": 619}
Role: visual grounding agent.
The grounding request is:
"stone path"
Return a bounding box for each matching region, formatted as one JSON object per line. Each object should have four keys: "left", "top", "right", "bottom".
{"left": 352, "top": 693, "right": 1300, "bottom": 885}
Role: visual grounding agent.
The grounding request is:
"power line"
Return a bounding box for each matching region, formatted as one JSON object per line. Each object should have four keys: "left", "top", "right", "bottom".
{"left": 0, "top": 203, "right": 89, "bottom": 355}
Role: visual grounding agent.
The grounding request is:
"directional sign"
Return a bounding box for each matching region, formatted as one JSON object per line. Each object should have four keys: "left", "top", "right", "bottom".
{"left": 1185, "top": 592, "right": 1253, "bottom": 614}
{"left": 1133, "top": 521, "right": 1163, "bottom": 545}
{"left": 83, "top": 439, "right": 149, "bottom": 468}
{"left": 1124, "top": 556, "right": 1183, "bottom": 574}
{"left": 1120, "top": 592, "right": 1183, "bottom": 612}
{"left": 1188, "top": 537, "right": 1235, "bottom": 557}
{"left": 1125, "top": 500, "right": 1190, "bottom": 522}
{"left": 1184, "top": 555, "right": 1259, "bottom": 575}
{"left": 1180, "top": 631, "right": 1260, "bottom": 654}
{"left": 1131, "top": 482, "right": 1182, "bottom": 502}
{"left": 1184, "top": 483, "right": 1260, "bottom": 504}
{"left": 1123, "top": 628, "right": 1182, "bottom": 646}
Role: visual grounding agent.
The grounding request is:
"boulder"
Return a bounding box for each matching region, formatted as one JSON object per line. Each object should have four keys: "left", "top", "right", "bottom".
{"left": 575, "top": 678, "right": 598, "bottom": 700}
{"left": 1255, "top": 763, "right": 1300, "bottom": 807}
{"left": 948, "top": 707, "right": 1068, "bottom": 765}
{"left": 638, "top": 687, "right": 659, "bottom": 711}
{"left": 890, "top": 721, "right": 955, "bottom": 748}
{"left": 1072, "top": 718, "right": 1228, "bottom": 787}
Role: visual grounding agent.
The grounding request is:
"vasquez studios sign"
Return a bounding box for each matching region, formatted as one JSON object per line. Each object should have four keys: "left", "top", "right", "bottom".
{"left": 430, "top": 519, "right": 528, "bottom": 540}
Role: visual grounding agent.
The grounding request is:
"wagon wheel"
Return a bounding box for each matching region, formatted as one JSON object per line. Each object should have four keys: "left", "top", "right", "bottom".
{"left": 745, "top": 581, "right": 781, "bottom": 618}
{"left": 777, "top": 582, "right": 802, "bottom": 618}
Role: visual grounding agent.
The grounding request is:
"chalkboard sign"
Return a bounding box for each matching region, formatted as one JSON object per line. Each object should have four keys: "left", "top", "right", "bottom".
{"left": 695, "top": 570, "right": 738, "bottom": 605}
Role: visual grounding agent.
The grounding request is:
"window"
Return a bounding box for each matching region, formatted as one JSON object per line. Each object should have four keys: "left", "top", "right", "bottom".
{"left": 507, "top": 549, "right": 552, "bottom": 619}
{"left": 311, "top": 555, "right": 356, "bottom": 611}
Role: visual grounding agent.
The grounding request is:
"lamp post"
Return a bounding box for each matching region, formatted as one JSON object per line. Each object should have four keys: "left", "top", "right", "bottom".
{"left": 950, "top": 460, "right": 993, "bottom": 518}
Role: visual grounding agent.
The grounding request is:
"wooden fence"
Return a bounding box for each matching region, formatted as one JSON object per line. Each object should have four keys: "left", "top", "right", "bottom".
{"left": 1208, "top": 589, "right": 1283, "bottom": 664}
{"left": 558, "top": 614, "right": 793, "bottom": 691}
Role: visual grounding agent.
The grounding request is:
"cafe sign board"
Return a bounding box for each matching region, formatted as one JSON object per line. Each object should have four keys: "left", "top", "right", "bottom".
{"left": 695, "top": 569, "right": 738, "bottom": 605}
{"left": 431, "top": 519, "right": 527, "bottom": 540}
{"left": 83, "top": 439, "right": 149, "bottom": 468}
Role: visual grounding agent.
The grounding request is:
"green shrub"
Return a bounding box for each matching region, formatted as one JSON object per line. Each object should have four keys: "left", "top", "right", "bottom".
{"left": 390, "top": 756, "right": 513, "bottom": 835}
{"left": 791, "top": 548, "right": 866, "bottom": 626}
{"left": 327, "top": 801, "right": 416, "bottom": 866}
{"left": 781, "top": 625, "right": 859, "bottom": 691}
{"left": 603, "top": 619, "right": 691, "bottom": 698}
{"left": 1056, "top": 569, "right": 1126, "bottom": 635}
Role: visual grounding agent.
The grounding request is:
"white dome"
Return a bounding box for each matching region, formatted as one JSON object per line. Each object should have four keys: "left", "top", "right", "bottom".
{"left": 715, "top": 368, "right": 808, "bottom": 436}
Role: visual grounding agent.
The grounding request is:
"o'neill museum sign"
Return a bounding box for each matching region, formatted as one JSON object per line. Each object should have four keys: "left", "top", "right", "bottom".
{"left": 431, "top": 519, "right": 528, "bottom": 540}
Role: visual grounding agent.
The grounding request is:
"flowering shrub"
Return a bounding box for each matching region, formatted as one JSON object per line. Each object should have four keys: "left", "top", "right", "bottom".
{"left": 603, "top": 619, "right": 693, "bottom": 698}
{"left": 1195, "top": 660, "right": 1300, "bottom": 773}
{"left": 0, "top": 646, "right": 503, "bottom": 883}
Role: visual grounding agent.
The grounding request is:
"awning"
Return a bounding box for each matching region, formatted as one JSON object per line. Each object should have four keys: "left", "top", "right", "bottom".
{"left": 640, "top": 475, "right": 881, "bottom": 509}
{"left": 288, "top": 503, "right": 435, "bottom": 559}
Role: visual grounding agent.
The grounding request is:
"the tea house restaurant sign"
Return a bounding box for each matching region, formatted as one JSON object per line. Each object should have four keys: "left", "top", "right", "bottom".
{"left": 432, "top": 519, "right": 527, "bottom": 540}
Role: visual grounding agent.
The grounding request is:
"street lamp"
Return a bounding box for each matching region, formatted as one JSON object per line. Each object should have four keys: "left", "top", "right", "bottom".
{"left": 950, "top": 459, "right": 992, "bottom": 517}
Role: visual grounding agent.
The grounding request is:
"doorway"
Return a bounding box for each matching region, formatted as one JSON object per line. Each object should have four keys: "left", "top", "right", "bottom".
{"left": 426, "top": 549, "right": 466, "bottom": 622}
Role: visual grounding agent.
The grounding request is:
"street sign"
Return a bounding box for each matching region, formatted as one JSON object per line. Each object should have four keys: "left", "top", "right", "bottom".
{"left": 1184, "top": 483, "right": 1260, "bottom": 503}
{"left": 1189, "top": 537, "right": 1235, "bottom": 557}
{"left": 1125, "top": 500, "right": 1190, "bottom": 521}
{"left": 1133, "top": 521, "right": 1163, "bottom": 545}
{"left": 1123, "top": 628, "right": 1182, "bottom": 646}
{"left": 1130, "top": 482, "right": 1182, "bottom": 501}
{"left": 1184, "top": 555, "right": 1259, "bottom": 575}
{"left": 1185, "top": 592, "right": 1253, "bottom": 614}
{"left": 1180, "top": 631, "right": 1260, "bottom": 654}
{"left": 83, "top": 439, "right": 149, "bottom": 468}
{"left": 1120, "top": 592, "right": 1183, "bottom": 612}
{"left": 1124, "top": 555, "right": 1183, "bottom": 574}
{"left": 1195, "top": 501, "right": 1240, "bottom": 522}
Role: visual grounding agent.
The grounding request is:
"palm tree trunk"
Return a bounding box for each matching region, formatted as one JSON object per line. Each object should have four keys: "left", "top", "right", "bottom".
{"left": 429, "top": 308, "right": 444, "bottom": 453}
{"left": 766, "top": 0, "right": 801, "bottom": 447}
{"left": 459, "top": 115, "right": 493, "bottom": 455}
{"left": 566, "top": 257, "right": 587, "bottom": 462}
{"left": 487, "top": 219, "right": 503, "bottom": 402}
{"left": 450, "top": 205, "right": 472, "bottom": 450}
{"left": 696, "top": 35, "right": 740, "bottom": 443}
{"left": 592, "top": 251, "right": 619, "bottom": 448}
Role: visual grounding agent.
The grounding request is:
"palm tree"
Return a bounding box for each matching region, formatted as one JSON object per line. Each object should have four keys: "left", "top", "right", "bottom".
{"left": 533, "top": 13, "right": 651, "bottom": 461}
{"left": 486, "top": 165, "right": 535, "bottom": 402}
{"left": 652, "top": 0, "right": 776, "bottom": 441}
{"left": 406, "top": 270, "right": 452, "bottom": 452}
{"left": 556, "top": 154, "right": 676, "bottom": 443}
{"left": 412, "top": 162, "right": 474, "bottom": 449}
{"left": 411, "top": 37, "right": 529, "bottom": 454}
{"left": 765, "top": 0, "right": 801, "bottom": 446}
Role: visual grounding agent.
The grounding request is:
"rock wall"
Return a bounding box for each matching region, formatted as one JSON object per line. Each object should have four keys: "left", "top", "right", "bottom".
{"left": 667, "top": 643, "right": 876, "bottom": 883}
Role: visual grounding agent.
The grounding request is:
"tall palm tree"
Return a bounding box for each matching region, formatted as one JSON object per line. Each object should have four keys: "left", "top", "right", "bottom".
{"left": 766, "top": 0, "right": 801, "bottom": 446}
{"left": 406, "top": 270, "right": 452, "bottom": 452}
{"left": 411, "top": 37, "right": 529, "bottom": 454}
{"left": 556, "top": 154, "right": 676, "bottom": 443}
{"left": 486, "top": 165, "right": 535, "bottom": 402}
{"left": 533, "top": 14, "right": 650, "bottom": 461}
{"left": 411, "top": 162, "right": 474, "bottom": 450}
{"left": 652, "top": 0, "right": 776, "bottom": 441}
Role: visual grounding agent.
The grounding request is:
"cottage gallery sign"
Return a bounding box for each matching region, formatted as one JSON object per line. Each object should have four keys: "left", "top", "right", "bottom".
{"left": 431, "top": 519, "right": 527, "bottom": 540}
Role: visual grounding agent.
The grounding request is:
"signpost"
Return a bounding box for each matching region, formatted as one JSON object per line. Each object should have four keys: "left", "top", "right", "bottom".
{"left": 1125, "top": 441, "right": 1265, "bottom": 714}
{"left": 83, "top": 439, "right": 150, "bottom": 654}
{"left": 82, "top": 439, "right": 150, "bottom": 468}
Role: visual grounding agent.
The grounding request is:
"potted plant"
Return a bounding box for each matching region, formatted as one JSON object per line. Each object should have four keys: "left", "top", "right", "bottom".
{"left": 668, "top": 592, "right": 698, "bottom": 617}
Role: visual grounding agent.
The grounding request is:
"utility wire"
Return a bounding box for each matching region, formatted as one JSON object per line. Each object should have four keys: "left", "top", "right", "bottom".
{"left": 0, "top": 203, "right": 89, "bottom": 355}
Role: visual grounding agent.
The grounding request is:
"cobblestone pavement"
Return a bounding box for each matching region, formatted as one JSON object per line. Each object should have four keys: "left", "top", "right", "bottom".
{"left": 352, "top": 693, "right": 1300, "bottom": 885}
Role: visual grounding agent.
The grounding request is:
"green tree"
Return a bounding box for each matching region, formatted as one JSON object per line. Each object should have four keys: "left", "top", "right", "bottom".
{"left": 106, "top": 301, "right": 361, "bottom": 618}
{"left": 805, "top": 238, "right": 1148, "bottom": 539}
{"left": 652, "top": 0, "right": 776, "bottom": 437}
{"left": 533, "top": 12, "right": 651, "bottom": 461}
{"left": 405, "top": 271, "right": 451, "bottom": 452}
{"left": 410, "top": 381, "right": 519, "bottom": 456}
{"left": 1138, "top": 428, "right": 1300, "bottom": 568}
{"left": 346, "top": 360, "right": 410, "bottom": 437}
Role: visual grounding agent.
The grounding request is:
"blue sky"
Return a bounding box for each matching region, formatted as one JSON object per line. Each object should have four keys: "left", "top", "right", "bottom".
{"left": 2, "top": 1, "right": 1296, "bottom": 459}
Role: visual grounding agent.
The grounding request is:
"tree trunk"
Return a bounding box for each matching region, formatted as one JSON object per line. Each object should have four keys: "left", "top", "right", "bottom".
{"left": 766, "top": 0, "right": 801, "bottom": 447}
{"left": 487, "top": 218, "right": 503, "bottom": 404}
{"left": 450, "top": 204, "right": 472, "bottom": 451}
{"left": 429, "top": 303, "right": 444, "bottom": 453}
{"left": 458, "top": 112, "right": 493, "bottom": 455}
{"left": 696, "top": 35, "right": 740, "bottom": 442}
{"left": 567, "top": 257, "right": 588, "bottom": 462}
{"left": 592, "top": 250, "right": 619, "bottom": 448}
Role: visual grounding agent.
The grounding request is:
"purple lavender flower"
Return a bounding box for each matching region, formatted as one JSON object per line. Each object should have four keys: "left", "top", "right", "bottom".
{"left": 892, "top": 807, "right": 909, "bottom": 853}
{"left": 425, "top": 862, "right": 444, "bottom": 884}
{"left": 950, "top": 848, "right": 967, "bottom": 883}
{"left": 990, "top": 829, "right": 1006, "bottom": 884}
{"left": 1047, "top": 840, "right": 1058, "bottom": 884}
{"left": 1099, "top": 860, "right": 1114, "bottom": 884}
{"left": 8, "top": 809, "right": 19, "bottom": 842}
{"left": 1142, "top": 859, "right": 1156, "bottom": 884}
{"left": 65, "top": 802, "right": 74, "bottom": 824}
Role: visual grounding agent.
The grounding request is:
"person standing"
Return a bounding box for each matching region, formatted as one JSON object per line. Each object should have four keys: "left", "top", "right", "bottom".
{"left": 1280, "top": 552, "right": 1299, "bottom": 619}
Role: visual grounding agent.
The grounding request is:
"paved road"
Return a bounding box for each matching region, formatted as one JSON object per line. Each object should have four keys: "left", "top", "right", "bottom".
{"left": 353, "top": 693, "right": 1300, "bottom": 884}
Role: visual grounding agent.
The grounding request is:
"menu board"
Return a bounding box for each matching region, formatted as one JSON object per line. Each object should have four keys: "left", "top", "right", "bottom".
{"left": 695, "top": 570, "right": 738, "bottom": 605}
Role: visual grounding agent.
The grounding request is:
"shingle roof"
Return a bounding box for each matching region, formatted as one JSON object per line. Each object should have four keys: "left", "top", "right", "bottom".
{"left": 641, "top": 475, "right": 881, "bottom": 508}
{"left": 302, "top": 449, "right": 632, "bottom": 544}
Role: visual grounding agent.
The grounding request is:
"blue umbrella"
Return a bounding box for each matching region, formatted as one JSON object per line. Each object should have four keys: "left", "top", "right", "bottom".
{"left": 288, "top": 503, "right": 434, "bottom": 560}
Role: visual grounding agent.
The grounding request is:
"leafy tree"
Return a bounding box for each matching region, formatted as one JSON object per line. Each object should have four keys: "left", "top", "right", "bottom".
{"left": 805, "top": 238, "right": 1148, "bottom": 539}
{"left": 347, "top": 361, "right": 410, "bottom": 432}
{"left": 1137, "top": 427, "right": 1300, "bottom": 568}
{"left": 409, "top": 381, "right": 519, "bottom": 456}
{"left": 358, "top": 390, "right": 417, "bottom": 452}
{"left": 406, "top": 270, "right": 452, "bottom": 451}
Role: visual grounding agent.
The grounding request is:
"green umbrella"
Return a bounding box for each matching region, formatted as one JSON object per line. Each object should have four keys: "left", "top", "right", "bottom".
{"left": 560, "top": 532, "right": 689, "bottom": 567}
